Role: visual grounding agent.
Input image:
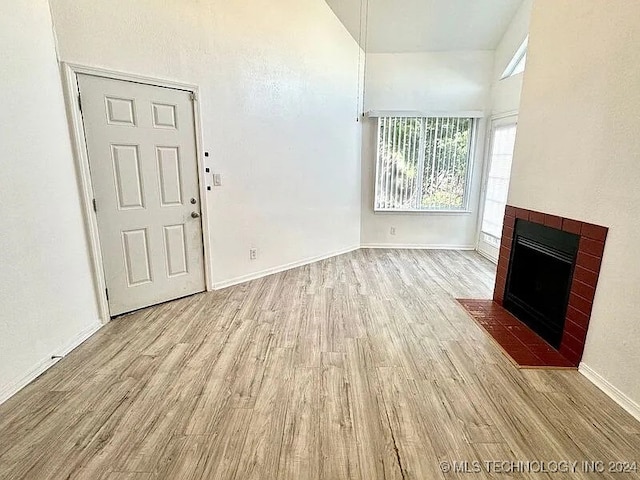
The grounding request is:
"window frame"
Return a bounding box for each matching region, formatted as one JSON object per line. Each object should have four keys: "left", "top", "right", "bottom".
{"left": 373, "top": 115, "right": 478, "bottom": 214}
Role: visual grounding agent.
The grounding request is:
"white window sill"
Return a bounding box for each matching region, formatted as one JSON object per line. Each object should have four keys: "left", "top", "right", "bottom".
{"left": 374, "top": 209, "right": 473, "bottom": 215}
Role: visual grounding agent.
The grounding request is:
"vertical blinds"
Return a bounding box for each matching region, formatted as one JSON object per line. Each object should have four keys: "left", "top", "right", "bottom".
{"left": 375, "top": 116, "right": 474, "bottom": 211}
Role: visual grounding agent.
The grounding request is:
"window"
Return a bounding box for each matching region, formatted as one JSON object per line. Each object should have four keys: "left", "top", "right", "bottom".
{"left": 509, "top": 51, "right": 527, "bottom": 76}
{"left": 501, "top": 36, "right": 528, "bottom": 79}
{"left": 374, "top": 116, "right": 475, "bottom": 212}
{"left": 481, "top": 123, "right": 517, "bottom": 243}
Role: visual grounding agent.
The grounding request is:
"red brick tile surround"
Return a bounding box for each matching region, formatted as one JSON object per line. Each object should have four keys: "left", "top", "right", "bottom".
{"left": 493, "top": 205, "right": 608, "bottom": 366}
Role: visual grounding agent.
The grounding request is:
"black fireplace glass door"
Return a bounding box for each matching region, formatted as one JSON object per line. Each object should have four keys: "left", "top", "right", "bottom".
{"left": 508, "top": 243, "right": 573, "bottom": 346}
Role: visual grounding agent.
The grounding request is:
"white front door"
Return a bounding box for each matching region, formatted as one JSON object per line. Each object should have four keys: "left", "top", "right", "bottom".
{"left": 78, "top": 74, "right": 205, "bottom": 316}
{"left": 478, "top": 117, "right": 518, "bottom": 262}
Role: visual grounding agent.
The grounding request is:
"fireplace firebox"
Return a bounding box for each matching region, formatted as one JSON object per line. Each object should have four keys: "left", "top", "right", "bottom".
{"left": 504, "top": 220, "right": 580, "bottom": 348}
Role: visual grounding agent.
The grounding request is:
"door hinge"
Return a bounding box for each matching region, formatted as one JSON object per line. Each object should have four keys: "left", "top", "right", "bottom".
{"left": 92, "top": 198, "right": 97, "bottom": 212}
{"left": 105, "top": 288, "right": 109, "bottom": 301}
{"left": 78, "top": 93, "right": 83, "bottom": 113}
{"left": 189, "top": 92, "right": 196, "bottom": 102}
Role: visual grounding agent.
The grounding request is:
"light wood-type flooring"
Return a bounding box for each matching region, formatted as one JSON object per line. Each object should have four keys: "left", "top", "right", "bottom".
{"left": 0, "top": 249, "right": 638, "bottom": 479}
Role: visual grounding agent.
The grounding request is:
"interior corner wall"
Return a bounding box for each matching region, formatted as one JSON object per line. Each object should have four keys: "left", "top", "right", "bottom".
{"left": 49, "top": 0, "right": 363, "bottom": 287}
{"left": 490, "top": 0, "right": 533, "bottom": 116}
{"left": 360, "top": 51, "right": 493, "bottom": 248}
{"left": 0, "top": 0, "right": 101, "bottom": 402}
{"left": 509, "top": 0, "right": 640, "bottom": 411}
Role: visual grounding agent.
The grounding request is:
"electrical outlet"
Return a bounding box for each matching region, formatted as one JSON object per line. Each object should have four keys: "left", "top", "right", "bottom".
{"left": 249, "top": 248, "right": 257, "bottom": 260}
{"left": 390, "top": 227, "right": 396, "bottom": 236}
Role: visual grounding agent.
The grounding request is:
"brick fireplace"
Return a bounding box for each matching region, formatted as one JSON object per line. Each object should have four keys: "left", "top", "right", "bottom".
{"left": 493, "top": 205, "right": 608, "bottom": 366}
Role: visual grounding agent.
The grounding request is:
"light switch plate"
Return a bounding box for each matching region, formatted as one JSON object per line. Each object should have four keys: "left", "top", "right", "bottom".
{"left": 213, "top": 174, "right": 222, "bottom": 186}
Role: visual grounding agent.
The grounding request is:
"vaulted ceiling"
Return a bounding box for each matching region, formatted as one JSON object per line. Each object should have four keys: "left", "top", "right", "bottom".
{"left": 325, "top": 0, "right": 524, "bottom": 53}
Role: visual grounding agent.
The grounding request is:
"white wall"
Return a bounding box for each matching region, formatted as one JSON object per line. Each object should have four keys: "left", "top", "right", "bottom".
{"left": 0, "top": 0, "right": 101, "bottom": 401}
{"left": 490, "top": 0, "right": 533, "bottom": 115}
{"left": 360, "top": 52, "right": 493, "bottom": 247}
{"left": 49, "top": 0, "right": 363, "bottom": 287}
{"left": 510, "top": 0, "right": 640, "bottom": 411}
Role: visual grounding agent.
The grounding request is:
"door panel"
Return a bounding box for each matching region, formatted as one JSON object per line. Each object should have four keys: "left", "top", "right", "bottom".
{"left": 156, "top": 146, "right": 183, "bottom": 206}
{"left": 105, "top": 96, "right": 136, "bottom": 125}
{"left": 111, "top": 144, "right": 144, "bottom": 209}
{"left": 78, "top": 74, "right": 205, "bottom": 316}
{"left": 122, "top": 228, "right": 152, "bottom": 286}
{"left": 163, "top": 224, "right": 188, "bottom": 277}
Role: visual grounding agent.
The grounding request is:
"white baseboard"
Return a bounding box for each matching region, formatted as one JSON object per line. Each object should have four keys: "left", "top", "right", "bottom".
{"left": 579, "top": 363, "right": 640, "bottom": 422}
{"left": 476, "top": 248, "right": 498, "bottom": 264}
{"left": 212, "top": 245, "right": 361, "bottom": 290}
{"left": 0, "top": 322, "right": 102, "bottom": 405}
{"left": 360, "top": 243, "right": 476, "bottom": 250}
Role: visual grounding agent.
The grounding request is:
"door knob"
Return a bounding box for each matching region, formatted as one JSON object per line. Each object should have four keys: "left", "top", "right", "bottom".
{"left": 191, "top": 211, "right": 201, "bottom": 218}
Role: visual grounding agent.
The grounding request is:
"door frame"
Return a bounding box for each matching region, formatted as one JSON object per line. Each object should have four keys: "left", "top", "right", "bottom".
{"left": 61, "top": 62, "right": 214, "bottom": 323}
{"left": 475, "top": 111, "right": 519, "bottom": 263}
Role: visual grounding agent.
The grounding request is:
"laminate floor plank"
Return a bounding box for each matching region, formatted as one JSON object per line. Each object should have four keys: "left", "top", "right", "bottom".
{"left": 277, "top": 367, "right": 321, "bottom": 480}
{"left": 344, "top": 338, "right": 403, "bottom": 480}
{"left": 319, "top": 352, "right": 360, "bottom": 480}
{"left": 234, "top": 347, "right": 294, "bottom": 480}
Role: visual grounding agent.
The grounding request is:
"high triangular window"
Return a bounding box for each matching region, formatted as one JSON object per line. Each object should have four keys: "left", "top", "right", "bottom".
{"left": 501, "top": 36, "right": 528, "bottom": 79}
